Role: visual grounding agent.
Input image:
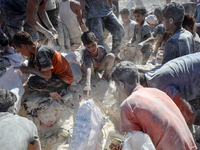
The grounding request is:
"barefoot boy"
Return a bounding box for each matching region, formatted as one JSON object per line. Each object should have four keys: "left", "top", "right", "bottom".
{"left": 81, "top": 31, "right": 115, "bottom": 95}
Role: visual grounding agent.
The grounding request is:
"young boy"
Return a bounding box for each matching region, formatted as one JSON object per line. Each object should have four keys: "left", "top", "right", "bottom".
{"left": 111, "top": 61, "right": 197, "bottom": 150}
{"left": 131, "top": 6, "right": 152, "bottom": 65}
{"left": 162, "top": 2, "right": 194, "bottom": 64}
{"left": 119, "top": 8, "right": 137, "bottom": 42}
{"left": 13, "top": 31, "right": 73, "bottom": 99}
{"left": 81, "top": 31, "right": 115, "bottom": 95}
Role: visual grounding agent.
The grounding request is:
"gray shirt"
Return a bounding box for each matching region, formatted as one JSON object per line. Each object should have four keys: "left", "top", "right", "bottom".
{"left": 83, "top": 45, "right": 107, "bottom": 68}
{"left": 132, "top": 21, "right": 152, "bottom": 53}
{"left": 145, "top": 52, "right": 200, "bottom": 101}
{"left": 162, "top": 28, "right": 194, "bottom": 64}
{"left": 0, "top": 112, "right": 39, "bottom": 150}
{"left": 85, "top": 0, "right": 112, "bottom": 19}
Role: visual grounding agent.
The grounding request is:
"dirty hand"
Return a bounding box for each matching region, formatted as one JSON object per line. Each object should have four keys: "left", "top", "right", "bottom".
{"left": 14, "top": 66, "right": 32, "bottom": 74}
{"left": 80, "top": 0, "right": 90, "bottom": 14}
{"left": 136, "top": 43, "right": 144, "bottom": 50}
{"left": 83, "top": 85, "right": 91, "bottom": 96}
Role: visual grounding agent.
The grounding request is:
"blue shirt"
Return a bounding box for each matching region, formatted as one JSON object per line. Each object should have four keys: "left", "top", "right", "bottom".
{"left": 145, "top": 52, "right": 200, "bottom": 101}
{"left": 85, "top": 0, "right": 112, "bottom": 19}
{"left": 195, "top": 3, "right": 200, "bottom": 23}
{"left": 162, "top": 28, "right": 194, "bottom": 64}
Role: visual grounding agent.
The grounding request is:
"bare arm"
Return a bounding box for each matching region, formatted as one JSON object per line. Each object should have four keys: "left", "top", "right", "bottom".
{"left": 108, "top": 0, "right": 112, "bottom": 7}
{"left": 26, "top": 0, "right": 55, "bottom": 39}
{"left": 83, "top": 63, "right": 92, "bottom": 95}
{"left": 79, "top": 0, "right": 90, "bottom": 14}
{"left": 38, "top": 0, "right": 57, "bottom": 34}
{"left": 173, "top": 93, "right": 196, "bottom": 127}
{"left": 72, "top": 1, "right": 87, "bottom": 32}
{"left": 136, "top": 33, "right": 153, "bottom": 50}
{"left": 27, "top": 141, "right": 41, "bottom": 150}
{"left": 16, "top": 66, "right": 52, "bottom": 79}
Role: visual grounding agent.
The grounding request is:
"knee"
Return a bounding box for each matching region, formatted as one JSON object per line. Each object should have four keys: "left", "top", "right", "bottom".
{"left": 106, "top": 53, "right": 115, "bottom": 61}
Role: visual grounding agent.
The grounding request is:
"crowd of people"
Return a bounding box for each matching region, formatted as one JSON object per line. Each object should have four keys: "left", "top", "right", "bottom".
{"left": 0, "top": 0, "right": 200, "bottom": 149}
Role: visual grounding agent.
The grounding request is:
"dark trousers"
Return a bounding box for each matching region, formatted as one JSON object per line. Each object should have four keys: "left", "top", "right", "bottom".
{"left": 28, "top": 75, "right": 70, "bottom": 94}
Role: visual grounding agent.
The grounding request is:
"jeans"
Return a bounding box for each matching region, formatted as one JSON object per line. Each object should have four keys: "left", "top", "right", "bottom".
{"left": 87, "top": 12, "right": 124, "bottom": 55}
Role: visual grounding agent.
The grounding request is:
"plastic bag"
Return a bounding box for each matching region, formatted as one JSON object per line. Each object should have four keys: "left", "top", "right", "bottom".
{"left": 122, "top": 131, "right": 155, "bottom": 150}
{"left": 61, "top": 52, "right": 82, "bottom": 85}
{"left": 68, "top": 99, "right": 105, "bottom": 150}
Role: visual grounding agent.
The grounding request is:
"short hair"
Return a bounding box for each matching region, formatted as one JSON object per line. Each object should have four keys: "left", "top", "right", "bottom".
{"left": 162, "top": 2, "right": 185, "bottom": 27}
{"left": 81, "top": 31, "right": 98, "bottom": 45}
{"left": 133, "top": 6, "right": 147, "bottom": 16}
{"left": 154, "top": 7, "right": 162, "bottom": 21}
{"left": 120, "top": 8, "right": 130, "bottom": 16}
{"left": 153, "top": 24, "right": 166, "bottom": 37}
{"left": 12, "top": 31, "right": 34, "bottom": 48}
{"left": 182, "top": 14, "right": 196, "bottom": 33}
{"left": 111, "top": 61, "right": 139, "bottom": 85}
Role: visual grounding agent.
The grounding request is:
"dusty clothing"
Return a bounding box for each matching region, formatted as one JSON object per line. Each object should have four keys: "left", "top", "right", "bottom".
{"left": 120, "top": 85, "right": 197, "bottom": 150}
{"left": 82, "top": 45, "right": 107, "bottom": 68}
{"left": 87, "top": 13, "right": 124, "bottom": 55}
{"left": 193, "top": 32, "right": 200, "bottom": 53}
{"left": 132, "top": 21, "right": 152, "bottom": 64}
{"left": 0, "top": 112, "right": 39, "bottom": 150}
{"left": 195, "top": 3, "right": 200, "bottom": 23}
{"left": 28, "top": 75, "right": 70, "bottom": 93}
{"left": 162, "top": 28, "right": 194, "bottom": 64}
{"left": 85, "top": 0, "right": 124, "bottom": 55}
{"left": 124, "top": 20, "right": 136, "bottom": 41}
{"left": 145, "top": 53, "right": 200, "bottom": 101}
{"left": 85, "top": 0, "right": 112, "bottom": 19}
{"left": 28, "top": 44, "right": 73, "bottom": 84}
{"left": 59, "top": 0, "right": 82, "bottom": 44}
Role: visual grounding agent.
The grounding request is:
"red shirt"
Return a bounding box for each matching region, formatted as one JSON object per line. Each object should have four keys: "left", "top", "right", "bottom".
{"left": 120, "top": 85, "right": 197, "bottom": 150}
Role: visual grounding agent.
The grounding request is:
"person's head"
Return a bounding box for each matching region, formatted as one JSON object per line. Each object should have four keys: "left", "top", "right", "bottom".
{"left": 166, "top": 0, "right": 171, "bottom": 4}
{"left": 154, "top": 7, "right": 163, "bottom": 23}
{"left": 81, "top": 31, "right": 99, "bottom": 54}
{"left": 120, "top": 8, "right": 130, "bottom": 25}
{"left": 182, "top": 14, "right": 196, "bottom": 34}
{"left": 0, "top": 89, "right": 17, "bottom": 113}
{"left": 133, "top": 6, "right": 147, "bottom": 25}
{"left": 146, "top": 15, "right": 158, "bottom": 28}
{"left": 153, "top": 25, "right": 166, "bottom": 42}
{"left": 12, "top": 31, "right": 35, "bottom": 57}
{"left": 111, "top": 61, "right": 139, "bottom": 97}
{"left": 162, "top": 2, "right": 185, "bottom": 32}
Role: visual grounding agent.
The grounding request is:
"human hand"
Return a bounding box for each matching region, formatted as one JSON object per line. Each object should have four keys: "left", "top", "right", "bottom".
{"left": 136, "top": 43, "right": 144, "bottom": 50}
{"left": 81, "top": 24, "right": 87, "bottom": 32}
{"left": 14, "top": 66, "right": 32, "bottom": 74}
{"left": 80, "top": 0, "right": 90, "bottom": 14}
{"left": 83, "top": 85, "right": 91, "bottom": 96}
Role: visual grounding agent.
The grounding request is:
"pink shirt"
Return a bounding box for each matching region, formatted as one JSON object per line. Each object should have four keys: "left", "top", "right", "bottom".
{"left": 120, "top": 85, "right": 197, "bottom": 150}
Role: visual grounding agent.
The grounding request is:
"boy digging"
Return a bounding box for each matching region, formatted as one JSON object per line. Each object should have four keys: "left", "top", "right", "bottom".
{"left": 81, "top": 31, "right": 115, "bottom": 95}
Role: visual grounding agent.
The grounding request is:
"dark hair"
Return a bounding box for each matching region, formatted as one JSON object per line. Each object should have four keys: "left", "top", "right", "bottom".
{"left": 12, "top": 31, "right": 34, "bottom": 48}
{"left": 81, "top": 31, "right": 98, "bottom": 45}
{"left": 139, "top": 73, "right": 146, "bottom": 85}
{"left": 162, "top": 2, "right": 185, "bottom": 27}
{"left": 154, "top": 7, "right": 162, "bottom": 22}
{"left": 111, "top": 61, "right": 139, "bottom": 85}
{"left": 182, "top": 14, "right": 196, "bottom": 33}
{"left": 120, "top": 8, "right": 130, "bottom": 16}
{"left": 133, "top": 6, "right": 147, "bottom": 16}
